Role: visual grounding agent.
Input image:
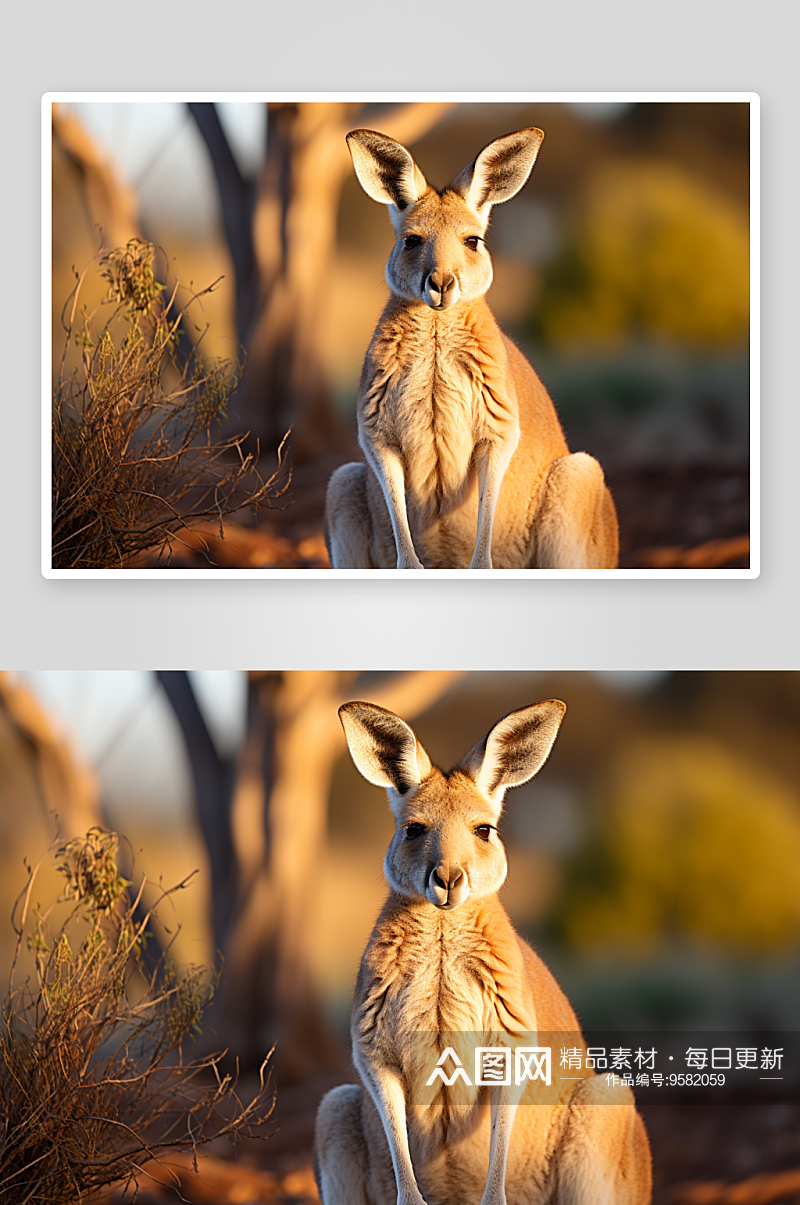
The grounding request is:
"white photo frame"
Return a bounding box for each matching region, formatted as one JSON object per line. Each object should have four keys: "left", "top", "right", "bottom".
{"left": 43, "top": 92, "right": 759, "bottom": 580}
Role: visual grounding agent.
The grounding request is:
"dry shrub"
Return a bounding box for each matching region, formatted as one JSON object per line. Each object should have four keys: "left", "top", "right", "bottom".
{"left": 0, "top": 829, "right": 275, "bottom": 1203}
{"left": 52, "top": 241, "right": 291, "bottom": 569}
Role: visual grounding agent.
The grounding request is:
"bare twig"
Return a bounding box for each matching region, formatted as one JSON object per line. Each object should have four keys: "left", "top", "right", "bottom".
{"left": 0, "top": 830, "right": 276, "bottom": 1204}
{"left": 52, "top": 240, "right": 292, "bottom": 569}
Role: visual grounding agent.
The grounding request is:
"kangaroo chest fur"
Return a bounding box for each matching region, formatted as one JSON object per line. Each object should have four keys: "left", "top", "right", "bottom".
{"left": 353, "top": 895, "right": 559, "bottom": 1189}
{"left": 355, "top": 895, "right": 536, "bottom": 1089}
{"left": 359, "top": 301, "right": 519, "bottom": 529}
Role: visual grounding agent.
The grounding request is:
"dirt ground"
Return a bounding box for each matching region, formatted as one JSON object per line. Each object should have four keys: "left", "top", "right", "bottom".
{"left": 96, "top": 1084, "right": 800, "bottom": 1205}
{"left": 135, "top": 456, "right": 750, "bottom": 572}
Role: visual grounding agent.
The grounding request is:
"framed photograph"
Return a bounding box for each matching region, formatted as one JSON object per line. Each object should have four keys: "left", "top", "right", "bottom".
{"left": 43, "top": 93, "right": 758, "bottom": 578}
{"left": 4, "top": 669, "right": 796, "bottom": 1199}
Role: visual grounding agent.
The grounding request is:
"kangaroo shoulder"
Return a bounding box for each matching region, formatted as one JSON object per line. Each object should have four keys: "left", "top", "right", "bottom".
{"left": 516, "top": 931, "right": 582, "bottom": 1034}
{"left": 497, "top": 330, "right": 570, "bottom": 455}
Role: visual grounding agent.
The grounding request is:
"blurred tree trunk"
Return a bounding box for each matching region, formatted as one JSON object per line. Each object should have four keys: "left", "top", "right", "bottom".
{"left": 158, "top": 669, "right": 461, "bottom": 1080}
{"left": 189, "top": 100, "right": 454, "bottom": 463}
{"left": 51, "top": 105, "right": 141, "bottom": 254}
{"left": 0, "top": 673, "right": 102, "bottom": 843}
{"left": 51, "top": 107, "right": 201, "bottom": 373}
{"left": 0, "top": 674, "right": 168, "bottom": 978}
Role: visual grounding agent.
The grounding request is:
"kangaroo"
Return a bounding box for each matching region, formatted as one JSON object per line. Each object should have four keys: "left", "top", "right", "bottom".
{"left": 324, "top": 129, "right": 619, "bottom": 570}
{"left": 314, "top": 701, "right": 651, "bottom": 1205}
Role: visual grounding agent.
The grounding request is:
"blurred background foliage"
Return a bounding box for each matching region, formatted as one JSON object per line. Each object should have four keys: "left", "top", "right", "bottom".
{"left": 51, "top": 99, "right": 752, "bottom": 565}
{"left": 557, "top": 735, "right": 800, "bottom": 954}
{"left": 2, "top": 671, "right": 796, "bottom": 1070}
{"left": 534, "top": 162, "right": 749, "bottom": 349}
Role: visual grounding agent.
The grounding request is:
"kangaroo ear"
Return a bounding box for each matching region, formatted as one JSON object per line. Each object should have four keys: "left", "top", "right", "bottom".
{"left": 346, "top": 129, "right": 427, "bottom": 211}
{"left": 452, "top": 127, "right": 544, "bottom": 217}
{"left": 461, "top": 700, "right": 566, "bottom": 805}
{"left": 339, "top": 702, "right": 432, "bottom": 795}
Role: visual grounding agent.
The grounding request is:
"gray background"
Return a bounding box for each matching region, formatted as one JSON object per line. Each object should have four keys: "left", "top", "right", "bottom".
{"left": 4, "top": 1, "right": 795, "bottom": 670}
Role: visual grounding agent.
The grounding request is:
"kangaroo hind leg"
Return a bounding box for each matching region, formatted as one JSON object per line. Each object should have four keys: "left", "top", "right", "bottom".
{"left": 552, "top": 1077, "right": 652, "bottom": 1205}
{"left": 325, "top": 462, "right": 397, "bottom": 569}
{"left": 314, "top": 1084, "right": 383, "bottom": 1205}
{"left": 532, "top": 452, "right": 619, "bottom": 569}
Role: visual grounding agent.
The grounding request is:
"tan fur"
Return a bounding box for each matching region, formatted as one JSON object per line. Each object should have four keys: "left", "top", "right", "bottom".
{"left": 314, "top": 702, "right": 651, "bottom": 1205}
{"left": 325, "top": 129, "right": 619, "bottom": 569}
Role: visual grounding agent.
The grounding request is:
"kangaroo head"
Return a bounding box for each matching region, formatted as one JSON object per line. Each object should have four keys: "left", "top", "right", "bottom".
{"left": 346, "top": 127, "right": 545, "bottom": 312}
{"left": 339, "top": 700, "right": 565, "bottom": 910}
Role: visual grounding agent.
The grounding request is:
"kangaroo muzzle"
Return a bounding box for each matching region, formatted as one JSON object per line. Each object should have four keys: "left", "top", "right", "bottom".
{"left": 427, "top": 863, "right": 470, "bottom": 909}
{"left": 424, "top": 270, "right": 460, "bottom": 310}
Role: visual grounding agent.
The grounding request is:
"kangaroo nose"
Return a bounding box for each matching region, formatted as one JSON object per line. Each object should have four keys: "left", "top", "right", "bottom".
{"left": 433, "top": 865, "right": 464, "bottom": 892}
{"left": 428, "top": 864, "right": 469, "bottom": 909}
{"left": 425, "top": 271, "right": 460, "bottom": 310}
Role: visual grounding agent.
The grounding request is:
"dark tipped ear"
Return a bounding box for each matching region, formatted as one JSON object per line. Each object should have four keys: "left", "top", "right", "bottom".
{"left": 451, "top": 127, "right": 544, "bottom": 216}
{"left": 339, "top": 701, "right": 432, "bottom": 795}
{"left": 461, "top": 700, "right": 566, "bottom": 804}
{"left": 346, "top": 129, "right": 427, "bottom": 211}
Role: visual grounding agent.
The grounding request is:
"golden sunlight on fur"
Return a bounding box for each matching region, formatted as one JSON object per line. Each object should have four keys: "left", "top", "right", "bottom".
{"left": 314, "top": 702, "right": 650, "bottom": 1204}
{"left": 324, "top": 130, "right": 618, "bottom": 570}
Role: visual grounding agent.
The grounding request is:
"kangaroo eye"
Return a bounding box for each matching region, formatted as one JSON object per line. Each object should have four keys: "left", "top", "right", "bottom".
{"left": 465, "top": 236, "right": 481, "bottom": 251}
{"left": 474, "top": 824, "right": 492, "bottom": 841}
{"left": 403, "top": 234, "right": 422, "bottom": 250}
{"left": 404, "top": 823, "right": 426, "bottom": 840}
